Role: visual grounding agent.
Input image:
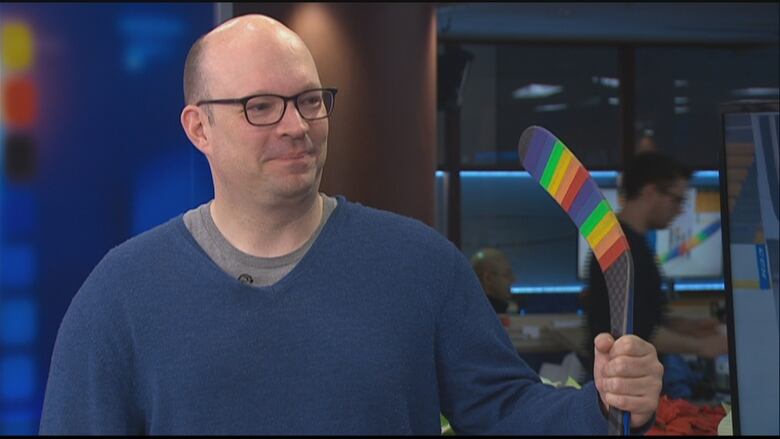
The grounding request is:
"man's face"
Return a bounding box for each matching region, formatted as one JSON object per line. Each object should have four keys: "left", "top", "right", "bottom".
{"left": 201, "top": 29, "right": 328, "bottom": 203}
{"left": 648, "top": 178, "right": 688, "bottom": 229}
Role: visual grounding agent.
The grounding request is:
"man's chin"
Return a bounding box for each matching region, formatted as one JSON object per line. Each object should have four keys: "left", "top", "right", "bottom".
{"left": 271, "top": 174, "right": 319, "bottom": 198}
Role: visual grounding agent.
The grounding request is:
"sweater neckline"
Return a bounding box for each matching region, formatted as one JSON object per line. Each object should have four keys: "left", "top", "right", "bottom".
{"left": 172, "top": 195, "right": 349, "bottom": 292}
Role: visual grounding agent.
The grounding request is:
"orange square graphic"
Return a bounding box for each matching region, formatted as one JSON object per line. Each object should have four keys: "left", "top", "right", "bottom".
{"left": 3, "top": 77, "right": 39, "bottom": 128}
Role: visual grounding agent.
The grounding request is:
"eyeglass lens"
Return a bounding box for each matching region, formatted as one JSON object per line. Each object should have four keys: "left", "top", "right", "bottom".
{"left": 245, "top": 89, "right": 334, "bottom": 125}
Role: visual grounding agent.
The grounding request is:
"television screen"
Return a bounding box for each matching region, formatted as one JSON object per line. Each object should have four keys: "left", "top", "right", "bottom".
{"left": 720, "top": 100, "right": 779, "bottom": 435}
{"left": 577, "top": 186, "right": 723, "bottom": 280}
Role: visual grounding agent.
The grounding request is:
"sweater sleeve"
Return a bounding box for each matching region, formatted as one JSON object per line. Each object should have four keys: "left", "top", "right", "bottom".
{"left": 39, "top": 255, "right": 144, "bottom": 435}
{"left": 434, "top": 248, "right": 608, "bottom": 435}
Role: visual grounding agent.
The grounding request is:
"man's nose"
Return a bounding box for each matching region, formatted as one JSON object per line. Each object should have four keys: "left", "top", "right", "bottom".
{"left": 276, "top": 100, "right": 308, "bottom": 136}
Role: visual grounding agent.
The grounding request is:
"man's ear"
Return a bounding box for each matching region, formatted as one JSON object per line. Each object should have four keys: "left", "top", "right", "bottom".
{"left": 181, "top": 105, "right": 212, "bottom": 155}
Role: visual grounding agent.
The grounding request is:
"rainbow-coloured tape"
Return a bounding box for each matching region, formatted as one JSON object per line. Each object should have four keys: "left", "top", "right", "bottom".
{"left": 523, "top": 131, "right": 628, "bottom": 272}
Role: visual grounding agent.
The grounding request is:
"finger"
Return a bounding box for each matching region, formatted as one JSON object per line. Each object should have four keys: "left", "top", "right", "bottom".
{"left": 610, "top": 334, "right": 657, "bottom": 357}
{"left": 594, "top": 332, "right": 614, "bottom": 353}
{"left": 604, "top": 356, "right": 664, "bottom": 379}
{"left": 602, "top": 376, "right": 662, "bottom": 397}
{"left": 602, "top": 392, "right": 658, "bottom": 416}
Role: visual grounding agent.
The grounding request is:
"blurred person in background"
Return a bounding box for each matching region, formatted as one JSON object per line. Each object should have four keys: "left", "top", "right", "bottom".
{"left": 581, "top": 152, "right": 727, "bottom": 383}
{"left": 471, "top": 247, "right": 522, "bottom": 315}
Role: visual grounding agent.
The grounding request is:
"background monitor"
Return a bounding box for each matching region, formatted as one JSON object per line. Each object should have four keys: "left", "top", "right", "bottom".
{"left": 719, "top": 100, "right": 779, "bottom": 435}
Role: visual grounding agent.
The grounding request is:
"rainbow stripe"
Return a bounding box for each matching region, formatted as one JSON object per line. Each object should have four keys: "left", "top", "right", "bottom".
{"left": 522, "top": 130, "right": 628, "bottom": 271}
{"left": 658, "top": 220, "right": 721, "bottom": 263}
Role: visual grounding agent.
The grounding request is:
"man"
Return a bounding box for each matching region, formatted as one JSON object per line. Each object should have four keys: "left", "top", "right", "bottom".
{"left": 40, "top": 14, "right": 662, "bottom": 435}
{"left": 470, "top": 247, "right": 518, "bottom": 314}
{"left": 582, "top": 152, "right": 727, "bottom": 377}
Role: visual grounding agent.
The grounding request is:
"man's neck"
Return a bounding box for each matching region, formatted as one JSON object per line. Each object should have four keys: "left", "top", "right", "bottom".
{"left": 209, "top": 190, "right": 324, "bottom": 258}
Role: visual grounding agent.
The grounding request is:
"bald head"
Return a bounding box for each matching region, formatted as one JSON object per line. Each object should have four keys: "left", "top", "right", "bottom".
{"left": 471, "top": 248, "right": 516, "bottom": 302}
{"left": 182, "top": 14, "right": 318, "bottom": 106}
{"left": 183, "top": 33, "right": 209, "bottom": 106}
{"left": 470, "top": 248, "right": 508, "bottom": 276}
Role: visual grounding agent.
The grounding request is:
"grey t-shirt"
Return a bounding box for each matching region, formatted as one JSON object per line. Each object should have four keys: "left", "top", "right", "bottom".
{"left": 183, "top": 194, "right": 337, "bottom": 287}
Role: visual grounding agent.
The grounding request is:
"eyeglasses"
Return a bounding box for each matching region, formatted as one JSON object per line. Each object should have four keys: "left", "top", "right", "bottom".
{"left": 196, "top": 88, "right": 337, "bottom": 127}
{"left": 658, "top": 188, "right": 687, "bottom": 205}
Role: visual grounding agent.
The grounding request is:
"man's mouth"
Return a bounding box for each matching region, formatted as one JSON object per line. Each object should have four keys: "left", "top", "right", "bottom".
{"left": 273, "top": 151, "right": 312, "bottom": 161}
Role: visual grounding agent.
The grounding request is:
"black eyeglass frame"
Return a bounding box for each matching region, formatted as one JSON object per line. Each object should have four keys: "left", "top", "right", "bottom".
{"left": 656, "top": 186, "right": 688, "bottom": 205}
{"left": 196, "top": 87, "right": 338, "bottom": 127}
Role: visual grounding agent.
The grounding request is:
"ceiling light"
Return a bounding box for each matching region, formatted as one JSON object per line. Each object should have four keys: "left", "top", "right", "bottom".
{"left": 591, "top": 76, "right": 619, "bottom": 88}
{"left": 535, "top": 103, "right": 568, "bottom": 112}
{"left": 732, "top": 87, "right": 779, "bottom": 97}
{"left": 512, "top": 83, "right": 562, "bottom": 99}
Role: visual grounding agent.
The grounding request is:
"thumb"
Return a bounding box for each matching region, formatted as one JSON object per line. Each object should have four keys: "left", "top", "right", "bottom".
{"left": 594, "top": 332, "right": 615, "bottom": 354}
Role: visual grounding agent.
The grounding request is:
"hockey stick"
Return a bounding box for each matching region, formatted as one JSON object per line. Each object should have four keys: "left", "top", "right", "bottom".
{"left": 517, "top": 125, "right": 634, "bottom": 436}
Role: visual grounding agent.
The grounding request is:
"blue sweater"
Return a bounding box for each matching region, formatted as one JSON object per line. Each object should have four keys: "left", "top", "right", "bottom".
{"left": 40, "top": 197, "right": 608, "bottom": 435}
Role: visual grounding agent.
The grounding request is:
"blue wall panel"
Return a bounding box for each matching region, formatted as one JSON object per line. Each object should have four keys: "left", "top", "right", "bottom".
{"left": 0, "top": 3, "right": 215, "bottom": 433}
